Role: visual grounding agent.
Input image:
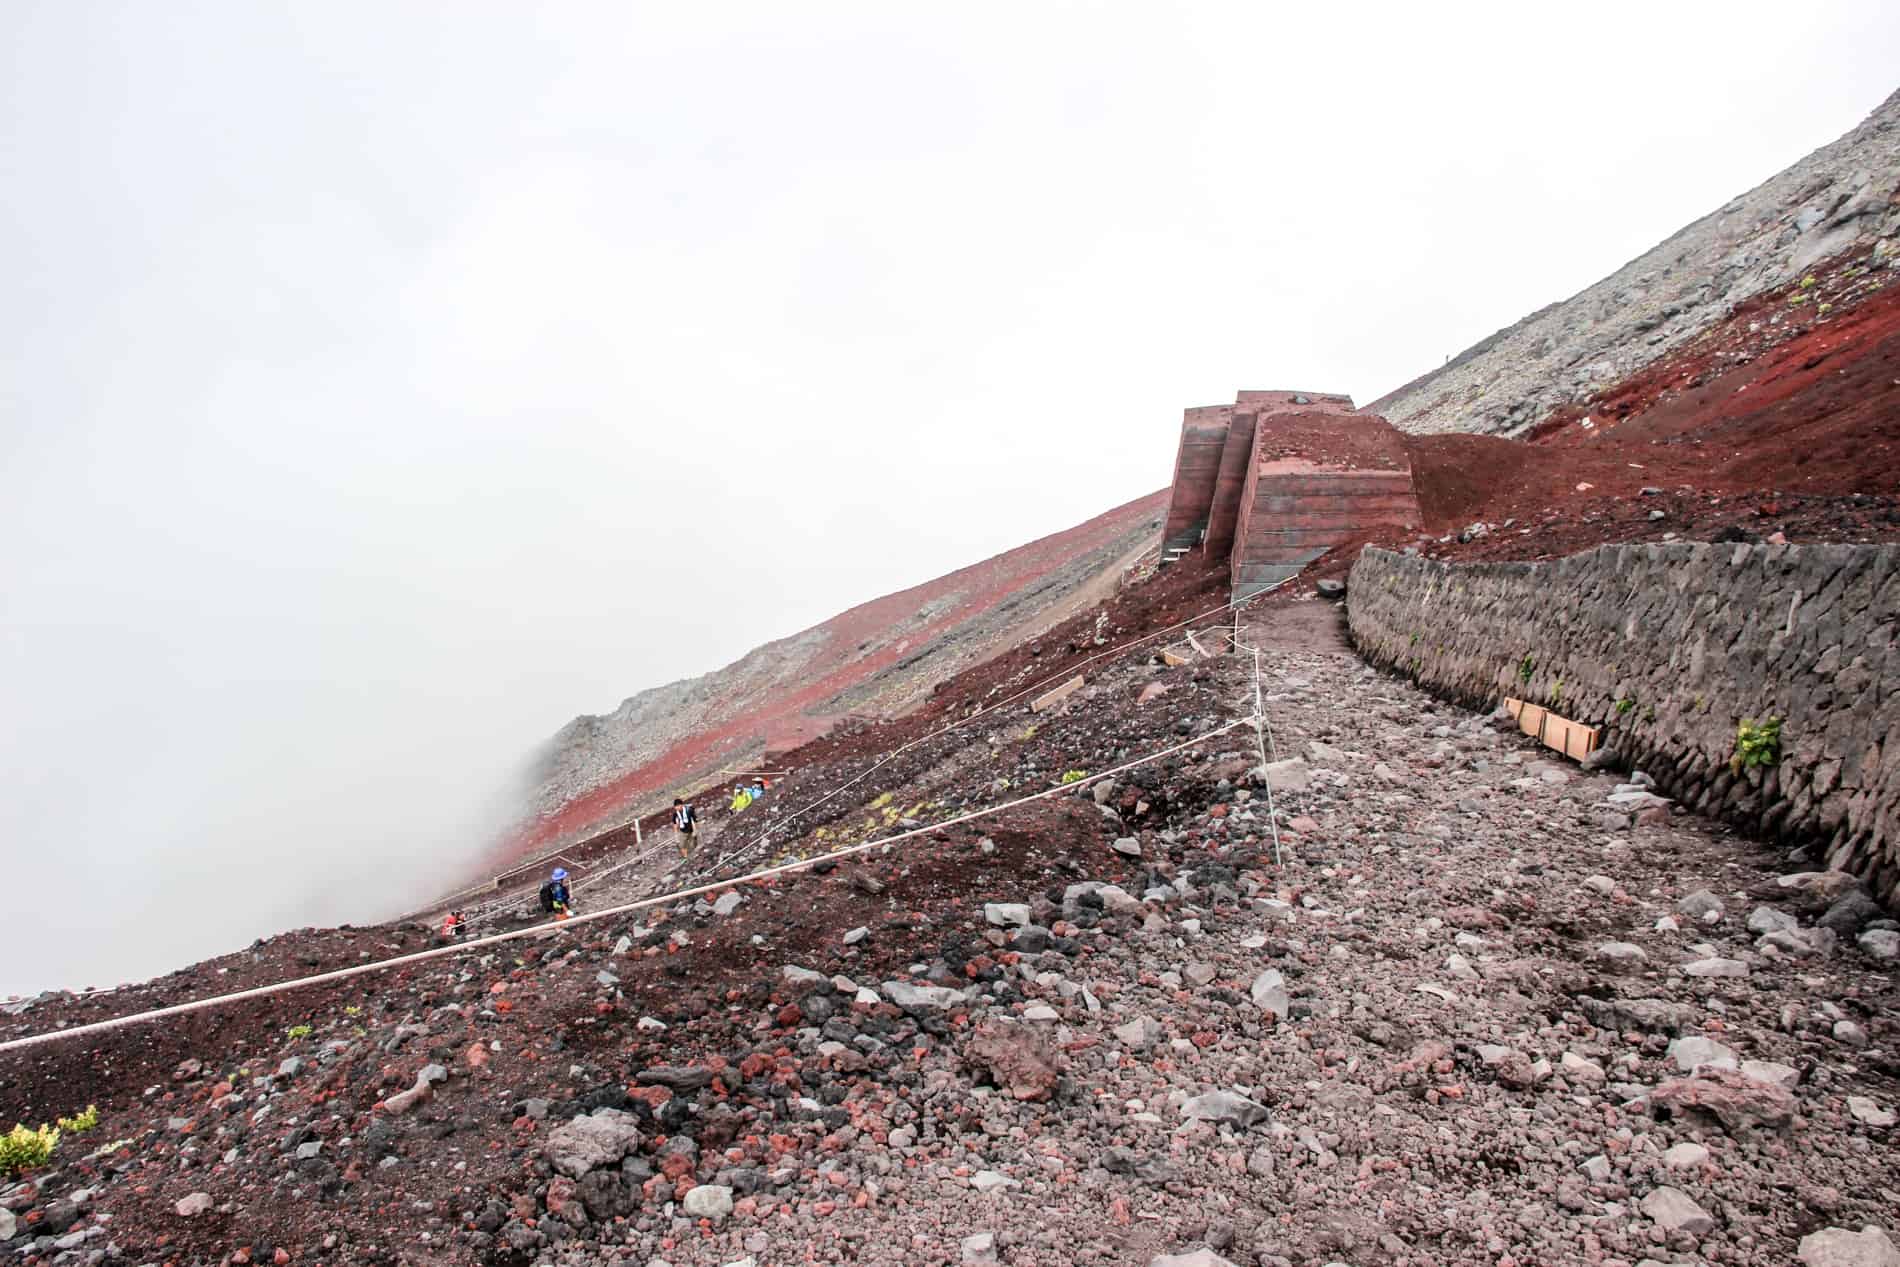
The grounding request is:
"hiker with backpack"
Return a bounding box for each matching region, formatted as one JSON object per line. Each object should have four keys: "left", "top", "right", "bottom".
{"left": 672, "top": 797, "right": 699, "bottom": 859}
{"left": 539, "top": 868, "right": 575, "bottom": 920}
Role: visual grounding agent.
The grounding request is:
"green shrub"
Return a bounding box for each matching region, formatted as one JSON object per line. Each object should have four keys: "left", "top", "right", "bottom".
{"left": 287, "top": 1024, "right": 312, "bottom": 1039}
{"left": 1, "top": 1122, "right": 59, "bottom": 1178}
{"left": 1059, "top": 770, "right": 1088, "bottom": 785}
{"left": 56, "top": 1105, "right": 98, "bottom": 1134}
{"left": 1616, "top": 697, "right": 1635, "bottom": 715}
{"left": 1518, "top": 655, "right": 1534, "bottom": 684}
{"left": 1733, "top": 717, "right": 1782, "bottom": 772}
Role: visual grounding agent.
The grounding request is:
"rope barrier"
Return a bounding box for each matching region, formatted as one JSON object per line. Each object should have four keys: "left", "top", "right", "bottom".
{"left": 0, "top": 718, "right": 1252, "bottom": 1055}
{"left": 431, "top": 576, "right": 1300, "bottom": 940}
{"left": 691, "top": 576, "right": 1296, "bottom": 884}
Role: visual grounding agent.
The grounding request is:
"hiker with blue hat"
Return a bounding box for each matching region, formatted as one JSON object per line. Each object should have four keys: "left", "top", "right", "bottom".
{"left": 539, "top": 867, "right": 575, "bottom": 920}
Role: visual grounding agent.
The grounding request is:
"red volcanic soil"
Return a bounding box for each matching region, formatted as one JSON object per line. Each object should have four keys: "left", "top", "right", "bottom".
{"left": 501, "top": 490, "right": 1168, "bottom": 865}
{"left": 420, "top": 552, "right": 1240, "bottom": 919}
{"left": 1286, "top": 250, "right": 1900, "bottom": 583}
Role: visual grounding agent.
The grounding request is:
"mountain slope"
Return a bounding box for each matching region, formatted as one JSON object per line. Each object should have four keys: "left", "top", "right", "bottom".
{"left": 506, "top": 490, "right": 1168, "bottom": 861}
{"left": 1373, "top": 86, "right": 1900, "bottom": 436}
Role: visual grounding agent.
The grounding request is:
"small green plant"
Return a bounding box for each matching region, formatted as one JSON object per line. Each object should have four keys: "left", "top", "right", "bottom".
{"left": 1616, "top": 697, "right": 1635, "bottom": 715}
{"left": 1, "top": 1122, "right": 60, "bottom": 1178}
{"left": 1788, "top": 291, "right": 1811, "bottom": 306}
{"left": 286, "top": 1024, "right": 313, "bottom": 1040}
{"left": 56, "top": 1105, "right": 99, "bottom": 1134}
{"left": 1643, "top": 703, "right": 1656, "bottom": 724}
{"left": 1518, "top": 654, "right": 1534, "bottom": 684}
{"left": 1059, "top": 770, "right": 1088, "bottom": 785}
{"left": 1733, "top": 717, "right": 1782, "bottom": 773}
{"left": 344, "top": 1005, "right": 362, "bottom": 1017}
{"left": 1800, "top": 274, "right": 1817, "bottom": 288}
{"left": 1550, "top": 679, "right": 1564, "bottom": 706}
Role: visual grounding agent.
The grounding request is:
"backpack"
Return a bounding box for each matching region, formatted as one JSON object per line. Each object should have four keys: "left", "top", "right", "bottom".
{"left": 539, "top": 881, "right": 557, "bottom": 912}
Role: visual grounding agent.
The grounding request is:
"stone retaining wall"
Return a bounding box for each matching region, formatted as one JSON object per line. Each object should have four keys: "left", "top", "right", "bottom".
{"left": 1345, "top": 543, "right": 1899, "bottom": 904}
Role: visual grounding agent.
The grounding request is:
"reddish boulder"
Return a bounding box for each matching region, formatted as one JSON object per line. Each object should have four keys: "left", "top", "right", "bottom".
{"left": 965, "top": 1018, "right": 1065, "bottom": 1102}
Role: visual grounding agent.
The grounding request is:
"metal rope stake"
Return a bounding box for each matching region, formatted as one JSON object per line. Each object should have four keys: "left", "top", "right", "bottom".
{"left": 1253, "top": 645, "right": 1284, "bottom": 869}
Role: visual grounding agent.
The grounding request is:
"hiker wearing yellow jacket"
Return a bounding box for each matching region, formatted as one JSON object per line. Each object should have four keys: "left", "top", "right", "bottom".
{"left": 729, "top": 785, "right": 753, "bottom": 813}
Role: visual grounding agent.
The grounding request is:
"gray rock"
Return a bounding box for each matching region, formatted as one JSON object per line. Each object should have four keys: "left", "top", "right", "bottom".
{"left": 1111, "top": 836, "right": 1142, "bottom": 858}
{"left": 596, "top": 970, "right": 620, "bottom": 988}
{"left": 1661, "top": 1142, "right": 1709, "bottom": 1170}
{"left": 1740, "top": 1059, "right": 1800, "bottom": 1090}
{"left": 1595, "top": 941, "right": 1648, "bottom": 968}
{"left": 1561, "top": 1052, "right": 1606, "bottom": 1085}
{"left": 1819, "top": 890, "right": 1884, "bottom": 937}
{"left": 542, "top": 1108, "right": 644, "bottom": 1178}
{"left": 1249, "top": 969, "right": 1289, "bottom": 1020}
{"left": 1747, "top": 905, "right": 1800, "bottom": 935}
{"left": 843, "top": 926, "right": 869, "bottom": 945}
{"left": 635, "top": 1065, "right": 713, "bottom": 1091}
{"left": 712, "top": 891, "right": 742, "bottom": 917}
{"left": 1315, "top": 578, "right": 1345, "bottom": 600}
{"left": 984, "top": 903, "right": 1031, "bottom": 927}
{"left": 1836, "top": 1020, "right": 1871, "bottom": 1047}
{"left": 1181, "top": 1089, "right": 1271, "bottom": 1130}
{"left": 883, "top": 980, "right": 965, "bottom": 1011}
{"left": 1667, "top": 1035, "right": 1738, "bottom": 1073}
{"left": 1678, "top": 889, "right": 1725, "bottom": 920}
{"left": 962, "top": 1231, "right": 999, "bottom": 1265}
{"left": 277, "top": 1056, "right": 302, "bottom": 1078}
{"left": 1641, "top": 1185, "right": 1715, "bottom": 1237}
{"left": 0, "top": 1207, "right": 13, "bottom": 1241}
{"left": 1682, "top": 957, "right": 1749, "bottom": 978}
{"left": 1859, "top": 929, "right": 1900, "bottom": 961}
{"left": 1846, "top": 1096, "right": 1895, "bottom": 1127}
{"left": 681, "top": 1184, "right": 733, "bottom": 1221}
{"left": 1114, "top": 1017, "right": 1161, "bottom": 1050}
{"left": 1150, "top": 1251, "right": 1240, "bottom": 1267}
{"left": 1259, "top": 758, "right": 1311, "bottom": 793}
{"left": 175, "top": 1192, "right": 213, "bottom": 1217}
{"left": 1798, "top": 1225, "right": 1900, "bottom": 1267}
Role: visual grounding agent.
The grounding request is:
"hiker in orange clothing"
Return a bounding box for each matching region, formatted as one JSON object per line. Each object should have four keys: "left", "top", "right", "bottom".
{"left": 440, "top": 910, "right": 467, "bottom": 939}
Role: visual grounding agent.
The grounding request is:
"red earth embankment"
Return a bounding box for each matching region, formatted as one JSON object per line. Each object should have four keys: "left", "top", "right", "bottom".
{"left": 499, "top": 489, "right": 1169, "bottom": 865}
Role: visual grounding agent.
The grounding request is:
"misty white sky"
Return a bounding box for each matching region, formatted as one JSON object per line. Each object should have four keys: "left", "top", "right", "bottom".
{"left": 3, "top": 3, "right": 1897, "bottom": 996}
